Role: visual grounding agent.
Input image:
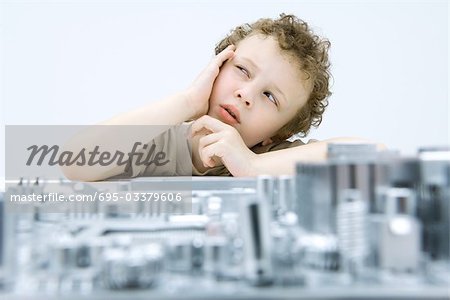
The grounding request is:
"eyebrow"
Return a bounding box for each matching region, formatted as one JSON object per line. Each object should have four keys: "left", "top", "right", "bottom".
{"left": 240, "top": 56, "right": 287, "bottom": 106}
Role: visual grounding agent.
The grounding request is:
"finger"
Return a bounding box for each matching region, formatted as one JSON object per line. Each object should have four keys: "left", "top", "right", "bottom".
{"left": 198, "top": 131, "right": 224, "bottom": 151}
{"left": 196, "top": 131, "right": 226, "bottom": 168}
{"left": 189, "top": 126, "right": 211, "bottom": 139}
{"left": 194, "top": 45, "right": 235, "bottom": 90}
{"left": 191, "top": 115, "right": 227, "bottom": 137}
{"left": 194, "top": 45, "right": 235, "bottom": 81}
{"left": 213, "top": 44, "right": 235, "bottom": 67}
{"left": 203, "top": 45, "right": 235, "bottom": 74}
{"left": 216, "top": 44, "right": 236, "bottom": 58}
{"left": 200, "top": 142, "right": 225, "bottom": 168}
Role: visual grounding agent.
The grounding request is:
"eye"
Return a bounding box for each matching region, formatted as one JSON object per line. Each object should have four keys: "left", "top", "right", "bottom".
{"left": 264, "top": 92, "right": 278, "bottom": 106}
{"left": 236, "top": 65, "right": 250, "bottom": 78}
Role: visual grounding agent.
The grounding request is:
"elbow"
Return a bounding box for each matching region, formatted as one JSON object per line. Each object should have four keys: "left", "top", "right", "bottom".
{"left": 60, "top": 166, "right": 84, "bottom": 182}
{"left": 60, "top": 165, "right": 102, "bottom": 182}
{"left": 376, "top": 142, "right": 388, "bottom": 151}
{"left": 325, "top": 137, "right": 387, "bottom": 149}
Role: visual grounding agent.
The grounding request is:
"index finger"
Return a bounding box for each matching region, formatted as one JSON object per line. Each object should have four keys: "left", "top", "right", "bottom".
{"left": 214, "top": 44, "right": 236, "bottom": 67}
{"left": 190, "top": 115, "right": 227, "bottom": 137}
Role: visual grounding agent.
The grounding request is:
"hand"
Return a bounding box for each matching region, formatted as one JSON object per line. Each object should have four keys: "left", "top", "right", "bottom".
{"left": 191, "top": 115, "right": 258, "bottom": 176}
{"left": 185, "top": 45, "right": 235, "bottom": 120}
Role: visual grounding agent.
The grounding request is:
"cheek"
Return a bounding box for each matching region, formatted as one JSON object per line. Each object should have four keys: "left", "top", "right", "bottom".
{"left": 212, "top": 68, "right": 236, "bottom": 94}
{"left": 249, "top": 113, "right": 289, "bottom": 138}
{"left": 242, "top": 119, "right": 275, "bottom": 142}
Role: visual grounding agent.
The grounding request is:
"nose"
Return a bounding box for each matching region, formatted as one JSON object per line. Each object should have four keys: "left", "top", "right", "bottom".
{"left": 234, "top": 88, "right": 253, "bottom": 108}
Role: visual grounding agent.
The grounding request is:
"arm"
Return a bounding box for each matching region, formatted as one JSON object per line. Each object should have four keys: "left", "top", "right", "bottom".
{"left": 191, "top": 116, "right": 385, "bottom": 176}
{"left": 248, "top": 137, "right": 386, "bottom": 176}
{"left": 61, "top": 45, "right": 236, "bottom": 181}
{"left": 61, "top": 93, "right": 193, "bottom": 182}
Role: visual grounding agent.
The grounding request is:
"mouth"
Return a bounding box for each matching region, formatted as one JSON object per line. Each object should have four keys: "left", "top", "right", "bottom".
{"left": 220, "top": 104, "right": 240, "bottom": 124}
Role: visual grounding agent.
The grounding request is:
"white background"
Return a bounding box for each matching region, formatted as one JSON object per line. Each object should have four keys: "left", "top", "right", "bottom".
{"left": 0, "top": 0, "right": 449, "bottom": 183}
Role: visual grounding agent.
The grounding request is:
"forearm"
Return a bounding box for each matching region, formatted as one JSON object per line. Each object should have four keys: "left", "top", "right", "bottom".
{"left": 249, "top": 137, "right": 384, "bottom": 176}
{"left": 250, "top": 142, "right": 327, "bottom": 176}
{"left": 61, "top": 92, "right": 193, "bottom": 181}
{"left": 100, "top": 92, "right": 193, "bottom": 126}
{"left": 62, "top": 44, "right": 236, "bottom": 181}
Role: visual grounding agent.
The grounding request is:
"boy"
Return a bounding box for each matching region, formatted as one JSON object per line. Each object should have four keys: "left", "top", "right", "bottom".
{"left": 62, "top": 14, "right": 375, "bottom": 181}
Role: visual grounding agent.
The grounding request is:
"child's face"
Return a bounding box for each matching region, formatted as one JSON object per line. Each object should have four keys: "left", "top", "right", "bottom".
{"left": 207, "top": 34, "right": 311, "bottom": 148}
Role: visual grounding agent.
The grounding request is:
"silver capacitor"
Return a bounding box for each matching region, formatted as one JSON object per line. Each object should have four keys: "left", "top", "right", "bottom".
{"left": 297, "top": 233, "right": 340, "bottom": 273}
{"left": 328, "top": 143, "right": 390, "bottom": 214}
{"left": 272, "top": 212, "right": 304, "bottom": 286}
{"left": 276, "top": 175, "right": 296, "bottom": 217}
{"left": 327, "top": 143, "right": 378, "bottom": 161}
{"left": 101, "top": 243, "right": 163, "bottom": 289}
{"left": 257, "top": 176, "right": 276, "bottom": 218}
{"left": 165, "top": 238, "right": 197, "bottom": 274}
{"left": 336, "top": 188, "right": 368, "bottom": 279}
{"left": 418, "top": 147, "right": 450, "bottom": 284}
{"left": 296, "top": 159, "right": 370, "bottom": 236}
{"left": 241, "top": 182, "right": 273, "bottom": 286}
{"left": 203, "top": 236, "right": 227, "bottom": 280}
{"left": 367, "top": 187, "right": 421, "bottom": 279}
{"left": 296, "top": 162, "right": 334, "bottom": 234}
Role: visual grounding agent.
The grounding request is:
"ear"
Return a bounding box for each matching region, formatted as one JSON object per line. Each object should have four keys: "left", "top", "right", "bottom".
{"left": 261, "top": 137, "right": 274, "bottom": 146}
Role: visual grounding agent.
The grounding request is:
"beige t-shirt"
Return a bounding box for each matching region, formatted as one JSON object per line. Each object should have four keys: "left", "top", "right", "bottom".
{"left": 110, "top": 123, "right": 306, "bottom": 178}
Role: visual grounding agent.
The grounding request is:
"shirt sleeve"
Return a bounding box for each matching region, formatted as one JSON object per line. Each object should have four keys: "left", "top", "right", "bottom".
{"left": 250, "top": 139, "right": 306, "bottom": 154}
{"left": 106, "top": 124, "right": 193, "bottom": 179}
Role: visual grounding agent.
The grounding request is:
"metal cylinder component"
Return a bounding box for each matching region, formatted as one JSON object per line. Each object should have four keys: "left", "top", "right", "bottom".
{"left": 296, "top": 162, "right": 334, "bottom": 234}
{"left": 101, "top": 243, "right": 163, "bottom": 289}
{"left": 367, "top": 186, "right": 422, "bottom": 281}
{"left": 241, "top": 196, "right": 273, "bottom": 286}
{"left": 418, "top": 147, "right": 450, "bottom": 284}
{"left": 203, "top": 236, "right": 227, "bottom": 280}
{"left": 327, "top": 143, "right": 378, "bottom": 161}
{"left": 49, "top": 238, "right": 78, "bottom": 275}
{"left": 257, "top": 175, "right": 276, "bottom": 212}
{"left": 165, "top": 238, "right": 196, "bottom": 274}
{"left": 277, "top": 175, "right": 296, "bottom": 216}
{"left": 388, "top": 158, "right": 421, "bottom": 188}
{"left": 336, "top": 188, "right": 368, "bottom": 277}
{"left": 298, "top": 233, "right": 340, "bottom": 272}
{"left": 206, "top": 196, "right": 222, "bottom": 218}
{"left": 272, "top": 212, "right": 304, "bottom": 286}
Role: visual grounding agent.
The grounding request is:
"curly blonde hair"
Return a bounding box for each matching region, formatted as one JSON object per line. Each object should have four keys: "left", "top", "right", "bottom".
{"left": 215, "top": 14, "right": 331, "bottom": 141}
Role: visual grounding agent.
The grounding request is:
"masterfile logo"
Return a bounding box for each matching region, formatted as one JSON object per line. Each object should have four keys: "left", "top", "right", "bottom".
{"left": 26, "top": 142, "right": 170, "bottom": 172}
{"left": 5, "top": 125, "right": 192, "bottom": 180}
